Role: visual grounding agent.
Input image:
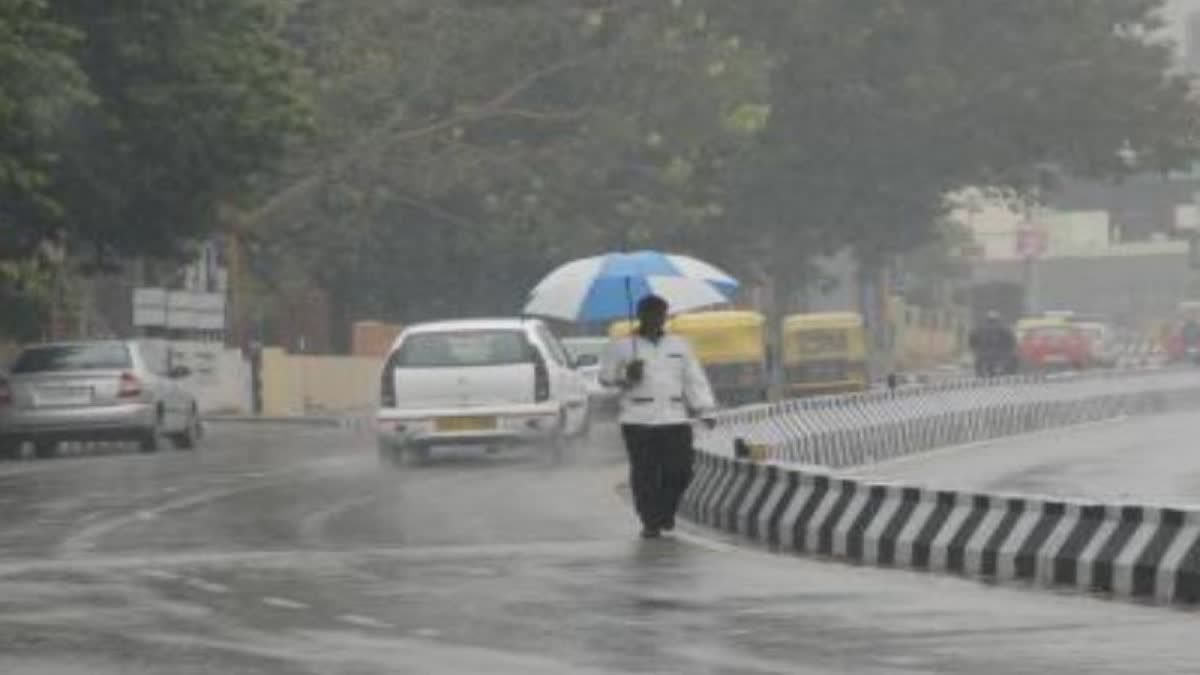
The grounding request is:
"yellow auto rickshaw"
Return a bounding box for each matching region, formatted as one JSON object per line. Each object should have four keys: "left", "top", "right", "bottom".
{"left": 609, "top": 310, "right": 767, "bottom": 407}
{"left": 782, "top": 312, "right": 868, "bottom": 397}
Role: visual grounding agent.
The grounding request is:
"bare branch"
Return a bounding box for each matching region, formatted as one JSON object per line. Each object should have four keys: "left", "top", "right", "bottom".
{"left": 246, "top": 55, "right": 596, "bottom": 228}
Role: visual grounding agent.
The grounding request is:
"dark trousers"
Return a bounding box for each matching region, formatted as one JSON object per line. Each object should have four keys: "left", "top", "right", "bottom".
{"left": 621, "top": 424, "right": 695, "bottom": 530}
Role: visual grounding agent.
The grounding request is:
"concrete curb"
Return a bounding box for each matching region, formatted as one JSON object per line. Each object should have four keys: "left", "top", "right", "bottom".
{"left": 681, "top": 453, "right": 1200, "bottom": 606}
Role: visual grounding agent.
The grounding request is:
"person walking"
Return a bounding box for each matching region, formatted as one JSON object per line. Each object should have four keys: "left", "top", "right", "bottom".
{"left": 600, "top": 294, "right": 717, "bottom": 539}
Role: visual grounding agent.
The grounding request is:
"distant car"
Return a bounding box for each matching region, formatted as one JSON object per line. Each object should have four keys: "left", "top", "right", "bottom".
{"left": 0, "top": 340, "right": 202, "bottom": 459}
{"left": 1018, "top": 325, "right": 1091, "bottom": 371}
{"left": 376, "top": 318, "right": 590, "bottom": 466}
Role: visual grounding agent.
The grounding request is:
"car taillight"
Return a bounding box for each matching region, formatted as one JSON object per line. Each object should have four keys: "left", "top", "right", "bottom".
{"left": 0, "top": 380, "right": 11, "bottom": 407}
{"left": 380, "top": 360, "right": 396, "bottom": 408}
{"left": 532, "top": 350, "right": 550, "bottom": 402}
{"left": 118, "top": 372, "right": 143, "bottom": 398}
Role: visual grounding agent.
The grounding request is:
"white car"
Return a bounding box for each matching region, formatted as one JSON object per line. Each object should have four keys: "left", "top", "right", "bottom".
{"left": 561, "top": 337, "right": 608, "bottom": 396}
{"left": 376, "top": 318, "right": 590, "bottom": 466}
{"left": 562, "top": 336, "right": 619, "bottom": 416}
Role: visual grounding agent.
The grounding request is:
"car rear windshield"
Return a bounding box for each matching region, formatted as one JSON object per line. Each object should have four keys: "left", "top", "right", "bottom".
{"left": 10, "top": 343, "right": 132, "bottom": 374}
{"left": 393, "top": 330, "right": 531, "bottom": 368}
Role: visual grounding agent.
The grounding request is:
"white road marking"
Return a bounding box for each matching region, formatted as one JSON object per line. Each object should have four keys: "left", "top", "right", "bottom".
{"left": 56, "top": 471, "right": 312, "bottom": 557}
{"left": 338, "top": 613, "right": 395, "bottom": 629}
{"left": 411, "top": 628, "right": 442, "bottom": 638}
{"left": 261, "top": 596, "right": 310, "bottom": 610}
{"left": 139, "top": 569, "right": 182, "bottom": 581}
{"left": 184, "top": 578, "right": 231, "bottom": 595}
{"left": 0, "top": 540, "right": 633, "bottom": 578}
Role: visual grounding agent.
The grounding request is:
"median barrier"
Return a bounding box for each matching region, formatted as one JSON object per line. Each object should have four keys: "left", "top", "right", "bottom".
{"left": 682, "top": 367, "right": 1200, "bottom": 605}
{"left": 703, "top": 368, "right": 1200, "bottom": 468}
{"left": 681, "top": 454, "right": 1200, "bottom": 605}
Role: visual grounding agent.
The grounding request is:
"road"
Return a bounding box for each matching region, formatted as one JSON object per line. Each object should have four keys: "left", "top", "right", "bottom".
{"left": 0, "top": 424, "right": 1197, "bottom": 674}
{"left": 852, "top": 411, "right": 1200, "bottom": 506}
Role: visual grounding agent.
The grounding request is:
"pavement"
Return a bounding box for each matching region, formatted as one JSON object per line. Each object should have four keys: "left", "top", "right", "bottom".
{"left": 0, "top": 423, "right": 1197, "bottom": 674}
{"left": 851, "top": 411, "right": 1200, "bottom": 507}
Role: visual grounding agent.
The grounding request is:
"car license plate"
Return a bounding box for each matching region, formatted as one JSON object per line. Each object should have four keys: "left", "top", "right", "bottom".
{"left": 36, "top": 386, "right": 92, "bottom": 406}
{"left": 436, "top": 416, "right": 496, "bottom": 432}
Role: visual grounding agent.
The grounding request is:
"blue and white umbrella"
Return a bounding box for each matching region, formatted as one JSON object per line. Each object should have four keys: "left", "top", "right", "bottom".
{"left": 523, "top": 250, "right": 739, "bottom": 322}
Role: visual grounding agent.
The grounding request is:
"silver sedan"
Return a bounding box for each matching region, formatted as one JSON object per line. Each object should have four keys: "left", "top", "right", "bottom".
{"left": 0, "top": 340, "right": 201, "bottom": 458}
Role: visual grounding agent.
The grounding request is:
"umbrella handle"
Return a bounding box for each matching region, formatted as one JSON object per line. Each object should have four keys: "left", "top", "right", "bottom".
{"left": 625, "top": 276, "right": 637, "bottom": 359}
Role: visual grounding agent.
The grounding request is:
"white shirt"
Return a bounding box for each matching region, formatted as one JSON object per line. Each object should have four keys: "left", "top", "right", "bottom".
{"left": 599, "top": 333, "right": 717, "bottom": 426}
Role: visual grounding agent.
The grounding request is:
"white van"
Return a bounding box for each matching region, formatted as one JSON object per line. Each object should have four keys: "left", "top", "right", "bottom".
{"left": 376, "top": 318, "right": 590, "bottom": 466}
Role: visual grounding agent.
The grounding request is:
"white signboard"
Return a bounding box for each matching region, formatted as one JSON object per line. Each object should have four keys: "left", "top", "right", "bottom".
{"left": 133, "top": 288, "right": 168, "bottom": 327}
{"left": 133, "top": 288, "right": 226, "bottom": 330}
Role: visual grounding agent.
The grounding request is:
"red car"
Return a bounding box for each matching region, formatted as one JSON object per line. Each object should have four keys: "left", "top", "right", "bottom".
{"left": 1019, "top": 325, "right": 1091, "bottom": 371}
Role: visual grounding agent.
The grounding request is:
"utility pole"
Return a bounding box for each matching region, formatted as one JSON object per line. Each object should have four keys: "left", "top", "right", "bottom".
{"left": 227, "top": 232, "right": 241, "bottom": 350}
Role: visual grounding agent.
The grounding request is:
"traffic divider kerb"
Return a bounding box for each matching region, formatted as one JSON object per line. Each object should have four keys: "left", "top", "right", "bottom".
{"left": 681, "top": 454, "right": 1200, "bottom": 605}
{"left": 704, "top": 368, "right": 1200, "bottom": 468}
{"left": 204, "top": 412, "right": 374, "bottom": 433}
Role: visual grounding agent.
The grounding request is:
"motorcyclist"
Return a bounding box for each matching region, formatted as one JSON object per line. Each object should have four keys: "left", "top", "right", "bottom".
{"left": 969, "top": 311, "right": 1017, "bottom": 377}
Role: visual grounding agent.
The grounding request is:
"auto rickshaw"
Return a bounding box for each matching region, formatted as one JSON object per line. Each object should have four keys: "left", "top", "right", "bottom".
{"left": 609, "top": 310, "right": 768, "bottom": 407}
{"left": 781, "top": 312, "right": 868, "bottom": 397}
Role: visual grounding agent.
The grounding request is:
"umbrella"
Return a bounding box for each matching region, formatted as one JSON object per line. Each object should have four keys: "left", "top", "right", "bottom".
{"left": 523, "top": 250, "right": 739, "bottom": 323}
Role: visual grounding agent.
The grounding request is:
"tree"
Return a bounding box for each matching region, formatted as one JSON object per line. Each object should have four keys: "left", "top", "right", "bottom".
{"left": 712, "top": 0, "right": 1200, "bottom": 308}
{"left": 0, "top": 0, "right": 92, "bottom": 339}
{"left": 246, "top": 0, "right": 765, "bottom": 344}
{"left": 45, "top": 0, "right": 310, "bottom": 264}
{"left": 0, "top": 0, "right": 90, "bottom": 260}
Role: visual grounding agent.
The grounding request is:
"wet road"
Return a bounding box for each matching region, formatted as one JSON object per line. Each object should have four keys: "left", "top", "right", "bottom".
{"left": 853, "top": 411, "right": 1200, "bottom": 506}
{"left": 0, "top": 424, "right": 1197, "bottom": 674}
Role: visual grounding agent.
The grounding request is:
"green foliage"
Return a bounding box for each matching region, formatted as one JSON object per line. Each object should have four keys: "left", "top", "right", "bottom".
{"left": 726, "top": 0, "right": 1200, "bottom": 279}
{"left": 0, "top": 0, "right": 91, "bottom": 257}
{"left": 0, "top": 259, "right": 52, "bottom": 340}
{"left": 251, "top": 0, "right": 766, "bottom": 325}
{"left": 254, "top": 0, "right": 1200, "bottom": 330}
{"left": 45, "top": 0, "right": 311, "bottom": 262}
{"left": 6, "top": 0, "right": 1196, "bottom": 339}
{"left": 0, "top": 0, "right": 309, "bottom": 339}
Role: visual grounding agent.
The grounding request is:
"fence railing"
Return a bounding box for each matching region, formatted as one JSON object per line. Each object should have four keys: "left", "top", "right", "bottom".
{"left": 700, "top": 367, "right": 1200, "bottom": 468}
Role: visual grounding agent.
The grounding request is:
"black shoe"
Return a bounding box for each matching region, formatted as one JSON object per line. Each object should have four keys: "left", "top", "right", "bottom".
{"left": 662, "top": 519, "right": 675, "bottom": 532}
{"left": 641, "top": 527, "right": 662, "bottom": 539}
